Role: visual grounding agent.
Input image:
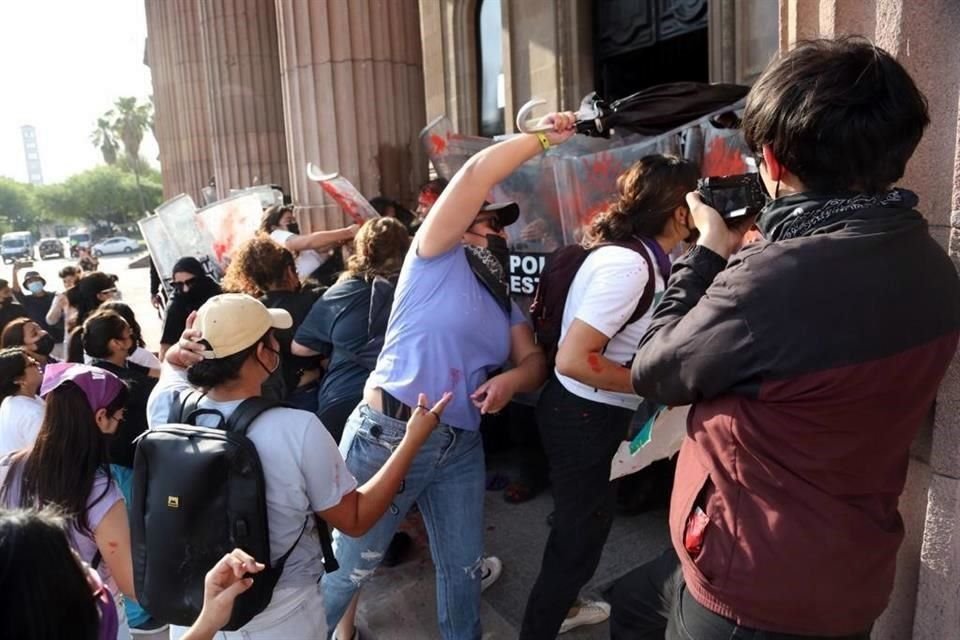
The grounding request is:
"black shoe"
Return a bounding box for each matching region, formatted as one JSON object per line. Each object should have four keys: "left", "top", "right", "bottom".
{"left": 382, "top": 531, "right": 413, "bottom": 567}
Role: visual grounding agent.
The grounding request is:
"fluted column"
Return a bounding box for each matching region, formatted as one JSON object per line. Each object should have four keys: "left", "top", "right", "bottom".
{"left": 276, "top": 0, "right": 427, "bottom": 232}
{"left": 144, "top": 0, "right": 215, "bottom": 203}
{"left": 144, "top": 0, "right": 186, "bottom": 200}
{"left": 199, "top": 0, "right": 290, "bottom": 199}
{"left": 169, "top": 0, "right": 214, "bottom": 203}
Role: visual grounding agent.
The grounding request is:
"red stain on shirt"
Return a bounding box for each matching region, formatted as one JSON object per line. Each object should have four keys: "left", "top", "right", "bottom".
{"left": 449, "top": 368, "right": 462, "bottom": 387}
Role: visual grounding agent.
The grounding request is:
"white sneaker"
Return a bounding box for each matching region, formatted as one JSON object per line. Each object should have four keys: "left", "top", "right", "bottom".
{"left": 558, "top": 600, "right": 611, "bottom": 634}
{"left": 479, "top": 555, "right": 502, "bottom": 592}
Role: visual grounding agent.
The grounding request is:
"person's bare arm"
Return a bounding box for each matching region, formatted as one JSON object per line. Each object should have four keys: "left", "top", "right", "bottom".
{"left": 470, "top": 323, "right": 547, "bottom": 414}
{"left": 181, "top": 549, "right": 265, "bottom": 640}
{"left": 417, "top": 113, "right": 576, "bottom": 258}
{"left": 283, "top": 226, "right": 357, "bottom": 253}
{"left": 290, "top": 339, "right": 321, "bottom": 357}
{"left": 46, "top": 293, "right": 65, "bottom": 325}
{"left": 555, "top": 319, "right": 633, "bottom": 393}
{"left": 94, "top": 501, "right": 136, "bottom": 599}
{"left": 317, "top": 393, "right": 452, "bottom": 537}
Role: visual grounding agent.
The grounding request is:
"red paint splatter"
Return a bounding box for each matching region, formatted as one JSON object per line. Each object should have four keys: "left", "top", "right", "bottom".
{"left": 320, "top": 182, "right": 365, "bottom": 225}
{"left": 449, "top": 368, "right": 462, "bottom": 387}
{"left": 107, "top": 541, "right": 118, "bottom": 549}
{"left": 587, "top": 353, "right": 603, "bottom": 373}
{"left": 703, "top": 135, "right": 748, "bottom": 177}
{"left": 430, "top": 134, "right": 447, "bottom": 155}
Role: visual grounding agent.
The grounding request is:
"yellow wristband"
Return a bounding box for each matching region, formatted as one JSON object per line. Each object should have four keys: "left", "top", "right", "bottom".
{"left": 535, "top": 132, "right": 551, "bottom": 152}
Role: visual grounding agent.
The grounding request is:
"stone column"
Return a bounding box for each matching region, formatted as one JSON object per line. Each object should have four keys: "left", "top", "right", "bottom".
{"left": 199, "top": 0, "right": 289, "bottom": 199}
{"left": 275, "top": 0, "right": 427, "bottom": 232}
{"left": 168, "top": 0, "right": 214, "bottom": 204}
{"left": 144, "top": 0, "right": 186, "bottom": 200}
{"left": 144, "top": 0, "right": 216, "bottom": 204}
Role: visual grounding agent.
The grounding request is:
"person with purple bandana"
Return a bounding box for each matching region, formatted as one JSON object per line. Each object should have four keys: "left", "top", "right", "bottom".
{"left": 0, "top": 362, "right": 137, "bottom": 639}
{"left": 321, "top": 111, "right": 578, "bottom": 639}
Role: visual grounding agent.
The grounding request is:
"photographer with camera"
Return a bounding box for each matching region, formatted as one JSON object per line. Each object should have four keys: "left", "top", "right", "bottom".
{"left": 608, "top": 38, "right": 960, "bottom": 639}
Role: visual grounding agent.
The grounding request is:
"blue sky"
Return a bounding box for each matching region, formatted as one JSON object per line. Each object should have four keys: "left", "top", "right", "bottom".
{"left": 0, "top": 0, "right": 158, "bottom": 184}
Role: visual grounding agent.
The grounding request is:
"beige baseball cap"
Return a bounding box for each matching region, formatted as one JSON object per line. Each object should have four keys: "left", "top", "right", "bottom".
{"left": 195, "top": 294, "right": 292, "bottom": 359}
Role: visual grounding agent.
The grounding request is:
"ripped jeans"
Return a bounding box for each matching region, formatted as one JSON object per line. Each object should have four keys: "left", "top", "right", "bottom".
{"left": 321, "top": 403, "right": 485, "bottom": 639}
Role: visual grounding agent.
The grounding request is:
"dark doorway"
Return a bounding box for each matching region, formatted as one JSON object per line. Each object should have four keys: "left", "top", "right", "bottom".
{"left": 593, "top": 0, "right": 709, "bottom": 101}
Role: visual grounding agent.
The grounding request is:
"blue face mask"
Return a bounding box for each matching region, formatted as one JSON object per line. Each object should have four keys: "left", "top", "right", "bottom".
{"left": 26, "top": 281, "right": 44, "bottom": 294}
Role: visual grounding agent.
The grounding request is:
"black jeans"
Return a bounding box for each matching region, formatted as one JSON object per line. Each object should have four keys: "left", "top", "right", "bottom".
{"left": 519, "top": 376, "right": 633, "bottom": 639}
{"left": 607, "top": 549, "right": 873, "bottom": 640}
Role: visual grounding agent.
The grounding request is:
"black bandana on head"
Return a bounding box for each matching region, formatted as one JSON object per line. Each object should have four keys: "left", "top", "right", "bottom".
{"left": 464, "top": 244, "right": 511, "bottom": 312}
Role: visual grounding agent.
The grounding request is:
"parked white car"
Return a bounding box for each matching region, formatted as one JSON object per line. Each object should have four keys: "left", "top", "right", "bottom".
{"left": 92, "top": 236, "right": 141, "bottom": 256}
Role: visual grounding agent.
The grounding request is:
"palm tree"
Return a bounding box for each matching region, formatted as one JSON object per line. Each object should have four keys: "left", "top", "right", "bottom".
{"left": 90, "top": 117, "right": 119, "bottom": 165}
{"left": 110, "top": 97, "right": 153, "bottom": 214}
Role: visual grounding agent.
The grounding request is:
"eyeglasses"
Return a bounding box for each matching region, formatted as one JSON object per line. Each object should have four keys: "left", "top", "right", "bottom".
{"left": 471, "top": 215, "right": 504, "bottom": 233}
{"left": 171, "top": 278, "right": 197, "bottom": 292}
{"left": 99, "top": 288, "right": 118, "bottom": 297}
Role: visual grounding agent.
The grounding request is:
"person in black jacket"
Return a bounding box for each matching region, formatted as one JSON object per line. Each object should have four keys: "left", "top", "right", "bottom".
{"left": 221, "top": 237, "right": 324, "bottom": 410}
{"left": 0, "top": 279, "right": 28, "bottom": 337}
{"left": 159, "top": 257, "right": 221, "bottom": 360}
{"left": 609, "top": 37, "right": 960, "bottom": 640}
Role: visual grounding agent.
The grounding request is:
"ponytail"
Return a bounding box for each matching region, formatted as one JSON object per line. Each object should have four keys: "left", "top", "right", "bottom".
{"left": 66, "top": 326, "right": 85, "bottom": 364}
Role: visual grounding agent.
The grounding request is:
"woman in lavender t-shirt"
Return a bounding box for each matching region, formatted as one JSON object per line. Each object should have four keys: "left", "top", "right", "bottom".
{"left": 0, "top": 363, "right": 136, "bottom": 639}
{"left": 321, "top": 111, "right": 578, "bottom": 639}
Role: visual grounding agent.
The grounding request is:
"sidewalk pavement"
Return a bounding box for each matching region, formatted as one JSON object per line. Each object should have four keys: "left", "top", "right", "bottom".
{"left": 353, "top": 486, "right": 671, "bottom": 639}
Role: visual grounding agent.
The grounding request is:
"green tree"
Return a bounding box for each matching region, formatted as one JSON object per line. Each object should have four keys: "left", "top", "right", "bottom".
{"left": 93, "top": 97, "right": 154, "bottom": 214}
{"left": 0, "top": 178, "right": 40, "bottom": 233}
{"left": 35, "top": 166, "right": 162, "bottom": 231}
{"left": 90, "top": 117, "right": 120, "bottom": 166}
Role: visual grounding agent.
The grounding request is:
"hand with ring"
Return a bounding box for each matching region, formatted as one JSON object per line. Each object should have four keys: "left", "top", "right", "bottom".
{"left": 405, "top": 392, "right": 453, "bottom": 445}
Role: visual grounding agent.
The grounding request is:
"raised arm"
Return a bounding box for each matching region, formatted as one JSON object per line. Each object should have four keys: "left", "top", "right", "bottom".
{"left": 417, "top": 112, "right": 576, "bottom": 258}
{"left": 283, "top": 226, "right": 357, "bottom": 253}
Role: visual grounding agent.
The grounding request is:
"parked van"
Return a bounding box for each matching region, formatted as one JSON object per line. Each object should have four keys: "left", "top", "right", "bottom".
{"left": 1, "top": 231, "right": 33, "bottom": 263}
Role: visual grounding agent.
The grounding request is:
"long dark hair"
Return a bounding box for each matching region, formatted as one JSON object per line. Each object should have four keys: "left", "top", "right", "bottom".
{"left": 0, "top": 508, "right": 100, "bottom": 640}
{"left": 67, "top": 272, "right": 115, "bottom": 326}
{"left": 100, "top": 302, "right": 145, "bottom": 348}
{"left": 583, "top": 154, "right": 700, "bottom": 247}
{"left": 1, "top": 318, "right": 32, "bottom": 349}
{"left": 3, "top": 382, "right": 128, "bottom": 537}
{"left": 0, "top": 348, "right": 28, "bottom": 403}
{"left": 259, "top": 204, "right": 292, "bottom": 235}
{"left": 67, "top": 310, "right": 129, "bottom": 364}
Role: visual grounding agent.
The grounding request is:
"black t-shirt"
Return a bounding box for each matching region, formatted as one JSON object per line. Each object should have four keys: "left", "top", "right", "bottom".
{"left": 260, "top": 288, "right": 325, "bottom": 394}
{"left": 93, "top": 359, "right": 158, "bottom": 469}
{"left": 13, "top": 291, "right": 62, "bottom": 342}
{"left": 294, "top": 276, "right": 396, "bottom": 408}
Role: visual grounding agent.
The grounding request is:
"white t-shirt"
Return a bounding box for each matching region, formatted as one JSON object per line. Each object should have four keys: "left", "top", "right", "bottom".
{"left": 270, "top": 229, "right": 330, "bottom": 279}
{"left": 0, "top": 395, "right": 45, "bottom": 456}
{"left": 146, "top": 365, "right": 357, "bottom": 594}
{"left": 555, "top": 245, "right": 666, "bottom": 409}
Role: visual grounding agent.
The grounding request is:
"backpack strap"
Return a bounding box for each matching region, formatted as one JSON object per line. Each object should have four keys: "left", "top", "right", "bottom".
{"left": 169, "top": 389, "right": 204, "bottom": 424}
{"left": 314, "top": 515, "right": 339, "bottom": 574}
{"left": 224, "top": 397, "right": 289, "bottom": 436}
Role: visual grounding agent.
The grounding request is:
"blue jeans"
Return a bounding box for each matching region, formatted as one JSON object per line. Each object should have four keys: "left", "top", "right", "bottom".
{"left": 321, "top": 403, "right": 486, "bottom": 639}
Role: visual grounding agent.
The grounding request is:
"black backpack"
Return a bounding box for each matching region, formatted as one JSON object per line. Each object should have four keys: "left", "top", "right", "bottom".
{"left": 530, "top": 239, "right": 660, "bottom": 364}
{"left": 130, "top": 392, "right": 337, "bottom": 630}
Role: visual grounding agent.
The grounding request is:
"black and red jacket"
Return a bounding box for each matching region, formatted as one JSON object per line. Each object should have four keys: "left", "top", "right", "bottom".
{"left": 632, "top": 189, "right": 960, "bottom": 635}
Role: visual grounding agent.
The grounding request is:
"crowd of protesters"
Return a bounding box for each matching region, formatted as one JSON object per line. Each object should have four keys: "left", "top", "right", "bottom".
{"left": 0, "top": 36, "right": 958, "bottom": 640}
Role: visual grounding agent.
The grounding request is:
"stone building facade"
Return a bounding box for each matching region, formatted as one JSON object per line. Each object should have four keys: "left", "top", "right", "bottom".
{"left": 145, "top": 2, "right": 959, "bottom": 637}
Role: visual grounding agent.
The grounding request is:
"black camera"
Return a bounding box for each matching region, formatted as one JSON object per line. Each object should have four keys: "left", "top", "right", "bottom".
{"left": 697, "top": 174, "right": 767, "bottom": 222}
